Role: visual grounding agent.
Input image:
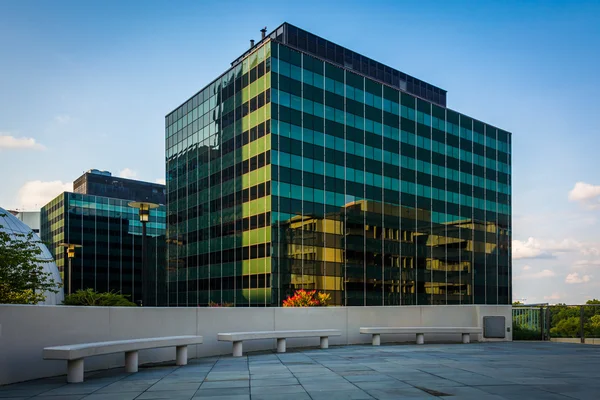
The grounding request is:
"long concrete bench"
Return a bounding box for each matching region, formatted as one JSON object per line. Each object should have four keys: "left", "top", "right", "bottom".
{"left": 360, "top": 327, "right": 482, "bottom": 345}
{"left": 43, "top": 335, "right": 203, "bottom": 383}
{"left": 218, "top": 330, "right": 341, "bottom": 357}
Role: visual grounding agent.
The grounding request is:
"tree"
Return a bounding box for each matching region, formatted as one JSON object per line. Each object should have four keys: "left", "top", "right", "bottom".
{"left": 63, "top": 289, "right": 137, "bottom": 306}
{"left": 550, "top": 317, "right": 580, "bottom": 338}
{"left": 0, "top": 218, "right": 60, "bottom": 304}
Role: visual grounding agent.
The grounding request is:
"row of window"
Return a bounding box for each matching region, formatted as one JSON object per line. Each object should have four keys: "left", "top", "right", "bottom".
{"left": 273, "top": 148, "right": 508, "bottom": 196}
{"left": 270, "top": 179, "right": 509, "bottom": 225}
{"left": 272, "top": 127, "right": 510, "bottom": 194}
{"left": 67, "top": 200, "right": 166, "bottom": 217}
{"left": 272, "top": 181, "right": 509, "bottom": 215}
{"left": 271, "top": 209, "right": 493, "bottom": 226}
{"left": 167, "top": 120, "right": 271, "bottom": 181}
{"left": 184, "top": 212, "right": 272, "bottom": 242}
{"left": 166, "top": 87, "right": 271, "bottom": 150}
{"left": 174, "top": 274, "right": 272, "bottom": 292}
{"left": 172, "top": 182, "right": 271, "bottom": 224}
{"left": 272, "top": 57, "right": 510, "bottom": 153}
{"left": 170, "top": 243, "right": 272, "bottom": 263}
{"left": 273, "top": 90, "right": 510, "bottom": 174}
{"left": 167, "top": 151, "right": 271, "bottom": 204}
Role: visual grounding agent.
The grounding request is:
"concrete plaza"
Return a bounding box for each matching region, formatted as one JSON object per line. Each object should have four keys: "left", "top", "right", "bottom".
{"left": 0, "top": 342, "right": 598, "bottom": 400}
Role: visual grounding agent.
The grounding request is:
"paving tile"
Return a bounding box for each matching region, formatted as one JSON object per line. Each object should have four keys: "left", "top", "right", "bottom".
{"left": 307, "top": 390, "right": 374, "bottom": 400}
{"left": 0, "top": 398, "right": 30, "bottom": 400}
{"left": 37, "top": 385, "right": 107, "bottom": 396}
{"left": 194, "top": 387, "right": 250, "bottom": 397}
{"left": 80, "top": 393, "right": 139, "bottom": 400}
{"left": 250, "top": 377, "right": 299, "bottom": 387}
{"left": 250, "top": 373, "right": 295, "bottom": 380}
{"left": 354, "top": 380, "right": 412, "bottom": 390}
{"left": 94, "top": 381, "right": 155, "bottom": 393}
{"left": 251, "top": 394, "right": 311, "bottom": 400}
{"left": 135, "top": 390, "right": 197, "bottom": 399}
{"left": 345, "top": 374, "right": 397, "bottom": 383}
{"left": 0, "top": 390, "right": 50, "bottom": 398}
{"left": 199, "top": 380, "right": 249, "bottom": 389}
{"left": 251, "top": 384, "right": 306, "bottom": 395}
{"left": 366, "top": 387, "right": 437, "bottom": 399}
{"left": 302, "top": 382, "right": 359, "bottom": 392}
{"left": 146, "top": 382, "right": 201, "bottom": 392}
{"left": 0, "top": 383, "right": 65, "bottom": 393}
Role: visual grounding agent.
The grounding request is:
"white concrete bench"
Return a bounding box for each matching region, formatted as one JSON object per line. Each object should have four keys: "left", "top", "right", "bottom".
{"left": 360, "top": 327, "right": 482, "bottom": 345}
{"left": 218, "top": 330, "right": 341, "bottom": 357}
{"left": 43, "top": 335, "right": 203, "bottom": 383}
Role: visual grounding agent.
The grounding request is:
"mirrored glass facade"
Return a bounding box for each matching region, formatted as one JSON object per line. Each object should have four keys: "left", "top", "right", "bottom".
{"left": 41, "top": 193, "right": 167, "bottom": 306}
{"left": 166, "top": 25, "right": 511, "bottom": 307}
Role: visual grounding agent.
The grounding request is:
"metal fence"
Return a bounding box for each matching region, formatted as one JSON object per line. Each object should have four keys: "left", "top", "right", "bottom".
{"left": 512, "top": 304, "right": 600, "bottom": 342}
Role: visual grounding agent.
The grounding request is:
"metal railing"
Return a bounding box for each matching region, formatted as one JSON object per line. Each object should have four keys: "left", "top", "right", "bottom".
{"left": 512, "top": 304, "right": 600, "bottom": 342}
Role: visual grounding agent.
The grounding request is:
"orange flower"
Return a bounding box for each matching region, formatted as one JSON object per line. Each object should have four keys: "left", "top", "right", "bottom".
{"left": 282, "top": 289, "right": 330, "bottom": 307}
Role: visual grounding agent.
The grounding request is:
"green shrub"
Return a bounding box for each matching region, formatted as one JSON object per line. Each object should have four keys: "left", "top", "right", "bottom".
{"left": 63, "top": 289, "right": 137, "bottom": 307}
{"left": 513, "top": 325, "right": 541, "bottom": 340}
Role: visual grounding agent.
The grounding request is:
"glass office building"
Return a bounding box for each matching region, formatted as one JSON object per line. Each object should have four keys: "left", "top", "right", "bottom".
{"left": 165, "top": 23, "right": 511, "bottom": 307}
{"left": 41, "top": 176, "right": 167, "bottom": 306}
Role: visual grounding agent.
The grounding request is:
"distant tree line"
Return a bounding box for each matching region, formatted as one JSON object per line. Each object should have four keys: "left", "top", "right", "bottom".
{"left": 513, "top": 300, "right": 600, "bottom": 339}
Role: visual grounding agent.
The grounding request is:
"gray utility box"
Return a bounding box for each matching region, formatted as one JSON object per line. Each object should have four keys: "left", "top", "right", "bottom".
{"left": 483, "top": 316, "right": 506, "bottom": 338}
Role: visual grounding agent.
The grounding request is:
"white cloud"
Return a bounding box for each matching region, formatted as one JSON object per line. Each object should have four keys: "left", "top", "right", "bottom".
{"left": 155, "top": 178, "right": 166, "bottom": 185}
{"left": 118, "top": 168, "right": 137, "bottom": 179}
{"left": 532, "top": 269, "right": 556, "bottom": 278}
{"left": 543, "top": 293, "right": 561, "bottom": 301}
{"left": 54, "top": 114, "right": 71, "bottom": 124}
{"left": 16, "top": 180, "right": 72, "bottom": 209}
{"left": 565, "top": 272, "right": 592, "bottom": 284}
{"left": 569, "top": 182, "right": 600, "bottom": 209}
{"left": 514, "top": 268, "right": 556, "bottom": 280}
{"left": 513, "top": 237, "right": 599, "bottom": 260}
{"left": 523, "top": 265, "right": 531, "bottom": 271}
{"left": 513, "top": 237, "right": 573, "bottom": 259}
{"left": 513, "top": 238, "right": 551, "bottom": 259}
{"left": 0, "top": 134, "right": 45, "bottom": 150}
{"left": 573, "top": 259, "right": 600, "bottom": 269}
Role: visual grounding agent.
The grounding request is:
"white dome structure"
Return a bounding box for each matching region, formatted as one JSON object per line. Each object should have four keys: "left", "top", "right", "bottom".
{"left": 0, "top": 207, "right": 64, "bottom": 305}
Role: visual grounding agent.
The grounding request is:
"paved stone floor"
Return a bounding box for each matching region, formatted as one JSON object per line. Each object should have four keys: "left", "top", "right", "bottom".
{"left": 1, "top": 342, "right": 600, "bottom": 399}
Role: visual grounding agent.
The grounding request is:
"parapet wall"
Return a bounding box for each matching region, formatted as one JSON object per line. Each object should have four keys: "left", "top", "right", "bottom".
{"left": 0, "top": 305, "right": 511, "bottom": 385}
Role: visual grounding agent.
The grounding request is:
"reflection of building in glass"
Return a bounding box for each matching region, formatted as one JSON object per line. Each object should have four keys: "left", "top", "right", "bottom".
{"left": 276, "top": 200, "right": 509, "bottom": 306}
{"left": 41, "top": 172, "right": 167, "bottom": 306}
{"left": 165, "top": 23, "right": 511, "bottom": 307}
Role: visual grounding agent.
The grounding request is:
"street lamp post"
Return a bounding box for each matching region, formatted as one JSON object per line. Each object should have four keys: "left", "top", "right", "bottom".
{"left": 128, "top": 201, "right": 159, "bottom": 307}
{"left": 59, "top": 243, "right": 82, "bottom": 295}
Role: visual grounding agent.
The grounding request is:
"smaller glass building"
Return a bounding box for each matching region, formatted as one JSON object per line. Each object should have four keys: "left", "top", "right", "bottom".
{"left": 41, "top": 191, "right": 167, "bottom": 306}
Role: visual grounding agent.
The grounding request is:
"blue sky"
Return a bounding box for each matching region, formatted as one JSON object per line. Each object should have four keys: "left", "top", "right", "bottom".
{"left": 1, "top": 0, "right": 599, "bottom": 303}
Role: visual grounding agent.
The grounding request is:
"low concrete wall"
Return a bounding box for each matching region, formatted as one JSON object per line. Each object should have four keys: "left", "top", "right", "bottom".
{"left": 0, "top": 304, "right": 511, "bottom": 385}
